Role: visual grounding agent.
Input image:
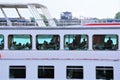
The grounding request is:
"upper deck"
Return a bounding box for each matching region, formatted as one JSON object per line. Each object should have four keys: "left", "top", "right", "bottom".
{"left": 0, "top": 3, "right": 120, "bottom": 28}
{"left": 0, "top": 3, "right": 56, "bottom": 27}
{"left": 0, "top": 3, "right": 47, "bottom": 8}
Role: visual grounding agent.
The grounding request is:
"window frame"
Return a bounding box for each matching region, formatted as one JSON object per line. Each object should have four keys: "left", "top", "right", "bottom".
{"left": 9, "top": 65, "right": 26, "bottom": 79}
{"left": 8, "top": 34, "right": 32, "bottom": 50}
{"left": 96, "top": 66, "right": 114, "bottom": 80}
{"left": 36, "top": 34, "right": 60, "bottom": 50}
{"left": 92, "top": 34, "right": 118, "bottom": 50}
{"left": 66, "top": 66, "right": 84, "bottom": 79}
{"left": 64, "top": 34, "right": 88, "bottom": 50}
{"left": 38, "top": 65, "right": 54, "bottom": 79}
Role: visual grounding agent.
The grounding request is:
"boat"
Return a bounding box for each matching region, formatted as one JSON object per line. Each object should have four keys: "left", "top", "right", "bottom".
{"left": 0, "top": 3, "right": 120, "bottom": 80}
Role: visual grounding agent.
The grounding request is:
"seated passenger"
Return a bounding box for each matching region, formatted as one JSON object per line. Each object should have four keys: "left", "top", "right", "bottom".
{"left": 80, "top": 38, "right": 87, "bottom": 49}
{"left": 1, "top": 39, "right": 3, "bottom": 44}
{"left": 104, "top": 37, "right": 113, "bottom": 50}
{"left": 41, "top": 41, "right": 48, "bottom": 50}
{"left": 17, "top": 43, "right": 22, "bottom": 50}
{"left": 49, "top": 35, "right": 60, "bottom": 50}
{"left": 94, "top": 43, "right": 105, "bottom": 50}
{"left": 36, "top": 43, "right": 42, "bottom": 50}
{"left": 70, "top": 36, "right": 81, "bottom": 50}
{"left": 23, "top": 42, "right": 31, "bottom": 50}
{"left": 10, "top": 41, "right": 17, "bottom": 50}
{"left": 73, "top": 39, "right": 78, "bottom": 47}
{"left": 0, "top": 39, "right": 4, "bottom": 49}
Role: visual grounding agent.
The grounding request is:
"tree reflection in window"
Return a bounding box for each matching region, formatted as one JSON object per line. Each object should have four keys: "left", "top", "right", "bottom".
{"left": 64, "top": 34, "right": 88, "bottom": 50}
{"left": 36, "top": 35, "right": 60, "bottom": 50}
{"left": 8, "top": 35, "right": 32, "bottom": 50}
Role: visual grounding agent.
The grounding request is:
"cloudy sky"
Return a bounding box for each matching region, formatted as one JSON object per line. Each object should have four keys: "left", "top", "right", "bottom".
{"left": 0, "top": 0, "right": 120, "bottom": 19}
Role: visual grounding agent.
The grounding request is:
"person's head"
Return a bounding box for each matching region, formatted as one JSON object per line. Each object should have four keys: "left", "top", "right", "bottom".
{"left": 83, "top": 38, "right": 85, "bottom": 41}
{"left": 109, "top": 37, "right": 111, "bottom": 40}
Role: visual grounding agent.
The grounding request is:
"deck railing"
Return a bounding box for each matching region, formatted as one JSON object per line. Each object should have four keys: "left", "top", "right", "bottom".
{"left": 0, "top": 19, "right": 120, "bottom": 27}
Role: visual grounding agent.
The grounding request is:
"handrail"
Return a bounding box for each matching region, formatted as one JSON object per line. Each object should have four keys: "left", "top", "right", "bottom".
{"left": 0, "top": 19, "right": 120, "bottom": 27}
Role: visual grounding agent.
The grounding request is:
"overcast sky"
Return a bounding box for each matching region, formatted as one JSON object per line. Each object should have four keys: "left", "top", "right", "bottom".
{"left": 0, "top": 0, "right": 120, "bottom": 19}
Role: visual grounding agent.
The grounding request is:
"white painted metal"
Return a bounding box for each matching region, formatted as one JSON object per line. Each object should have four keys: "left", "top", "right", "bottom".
{"left": 0, "top": 3, "right": 119, "bottom": 80}
{"left": 41, "top": 7, "right": 56, "bottom": 27}
{"left": 0, "top": 59, "right": 119, "bottom": 80}
{"left": 27, "top": 4, "right": 46, "bottom": 26}
{"left": 0, "top": 8, "right": 12, "bottom": 26}
{"left": 15, "top": 8, "right": 22, "bottom": 18}
{"left": 0, "top": 3, "right": 56, "bottom": 27}
{"left": 0, "top": 26, "right": 120, "bottom": 80}
{"left": 0, "top": 28, "right": 119, "bottom": 60}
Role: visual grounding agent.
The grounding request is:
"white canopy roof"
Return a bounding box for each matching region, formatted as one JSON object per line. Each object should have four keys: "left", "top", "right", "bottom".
{"left": 0, "top": 3, "right": 47, "bottom": 8}
{"left": 0, "top": 3, "right": 56, "bottom": 27}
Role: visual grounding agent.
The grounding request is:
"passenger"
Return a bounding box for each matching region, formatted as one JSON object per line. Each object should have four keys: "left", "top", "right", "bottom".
{"left": 36, "top": 43, "right": 42, "bottom": 50}
{"left": 73, "top": 39, "right": 78, "bottom": 47}
{"left": 112, "top": 44, "right": 118, "bottom": 50}
{"left": 49, "top": 35, "right": 59, "bottom": 50}
{"left": 80, "top": 38, "right": 87, "bottom": 49}
{"left": 1, "top": 39, "right": 4, "bottom": 44}
{"left": 0, "top": 39, "right": 4, "bottom": 49}
{"left": 10, "top": 41, "right": 17, "bottom": 50}
{"left": 105, "top": 37, "right": 113, "bottom": 49}
{"left": 17, "top": 43, "right": 22, "bottom": 50}
{"left": 95, "top": 43, "right": 105, "bottom": 50}
{"left": 72, "top": 35, "right": 81, "bottom": 49}
{"left": 42, "top": 41, "right": 48, "bottom": 50}
{"left": 65, "top": 42, "right": 69, "bottom": 47}
{"left": 50, "top": 35, "right": 59, "bottom": 45}
{"left": 64, "top": 42, "right": 69, "bottom": 50}
{"left": 25, "top": 42, "right": 32, "bottom": 50}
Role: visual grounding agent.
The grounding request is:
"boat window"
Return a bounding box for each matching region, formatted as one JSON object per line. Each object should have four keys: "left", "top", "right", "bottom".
{"left": 36, "top": 35, "right": 60, "bottom": 50}
{"left": 64, "top": 34, "right": 88, "bottom": 50}
{"left": 66, "top": 66, "right": 83, "bottom": 79}
{"left": 93, "top": 35, "right": 118, "bottom": 50}
{"left": 38, "top": 66, "right": 54, "bottom": 79}
{"left": 96, "top": 66, "right": 113, "bottom": 80}
{"left": 0, "top": 34, "right": 4, "bottom": 50}
{"left": 9, "top": 66, "right": 26, "bottom": 79}
{"left": 8, "top": 34, "right": 32, "bottom": 50}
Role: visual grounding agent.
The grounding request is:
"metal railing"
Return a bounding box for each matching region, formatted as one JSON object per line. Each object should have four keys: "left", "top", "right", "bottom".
{"left": 0, "top": 19, "right": 120, "bottom": 27}
{"left": 81, "top": 19, "right": 120, "bottom": 25}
